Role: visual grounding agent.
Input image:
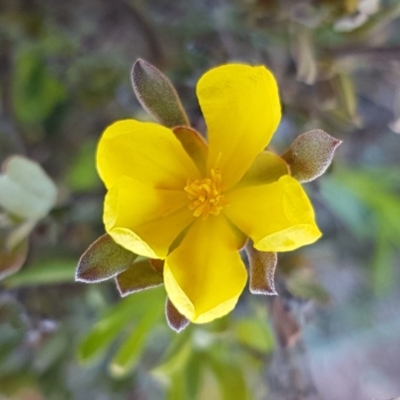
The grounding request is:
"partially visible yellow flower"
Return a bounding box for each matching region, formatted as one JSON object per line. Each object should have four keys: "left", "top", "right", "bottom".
{"left": 97, "top": 64, "right": 321, "bottom": 323}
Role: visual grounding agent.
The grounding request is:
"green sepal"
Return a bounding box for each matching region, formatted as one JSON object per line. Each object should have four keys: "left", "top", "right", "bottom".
{"left": 282, "top": 129, "right": 342, "bottom": 183}
{"left": 131, "top": 59, "right": 189, "bottom": 128}
{"left": 76, "top": 234, "right": 138, "bottom": 283}
{"left": 115, "top": 259, "right": 163, "bottom": 296}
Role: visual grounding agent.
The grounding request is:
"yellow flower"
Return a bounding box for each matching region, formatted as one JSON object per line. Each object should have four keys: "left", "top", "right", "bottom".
{"left": 97, "top": 64, "right": 321, "bottom": 324}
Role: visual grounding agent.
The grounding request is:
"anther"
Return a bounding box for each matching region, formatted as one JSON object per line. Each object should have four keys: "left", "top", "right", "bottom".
{"left": 184, "top": 169, "right": 227, "bottom": 219}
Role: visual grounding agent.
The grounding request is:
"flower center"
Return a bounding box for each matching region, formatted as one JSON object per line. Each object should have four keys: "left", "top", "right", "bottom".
{"left": 184, "top": 169, "right": 227, "bottom": 219}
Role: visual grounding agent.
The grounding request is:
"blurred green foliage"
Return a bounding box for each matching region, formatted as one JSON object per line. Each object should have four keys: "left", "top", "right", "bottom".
{"left": 12, "top": 45, "right": 66, "bottom": 125}
{"left": 1, "top": 0, "right": 400, "bottom": 399}
{"left": 322, "top": 167, "right": 400, "bottom": 294}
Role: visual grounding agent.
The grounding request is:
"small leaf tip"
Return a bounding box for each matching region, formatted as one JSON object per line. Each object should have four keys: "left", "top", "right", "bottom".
{"left": 165, "top": 298, "right": 189, "bottom": 333}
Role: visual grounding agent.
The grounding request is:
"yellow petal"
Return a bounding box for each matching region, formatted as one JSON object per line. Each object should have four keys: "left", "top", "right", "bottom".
{"left": 224, "top": 175, "right": 322, "bottom": 252}
{"left": 197, "top": 64, "right": 281, "bottom": 188}
{"left": 234, "top": 151, "right": 289, "bottom": 189}
{"left": 164, "top": 216, "right": 247, "bottom": 323}
{"left": 104, "top": 176, "right": 194, "bottom": 258}
{"left": 97, "top": 119, "right": 200, "bottom": 190}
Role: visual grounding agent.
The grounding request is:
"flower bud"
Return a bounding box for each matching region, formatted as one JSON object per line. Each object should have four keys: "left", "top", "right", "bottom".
{"left": 282, "top": 129, "right": 342, "bottom": 183}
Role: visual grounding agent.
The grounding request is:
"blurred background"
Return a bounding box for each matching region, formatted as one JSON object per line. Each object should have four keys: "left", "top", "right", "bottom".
{"left": 1, "top": 0, "right": 400, "bottom": 399}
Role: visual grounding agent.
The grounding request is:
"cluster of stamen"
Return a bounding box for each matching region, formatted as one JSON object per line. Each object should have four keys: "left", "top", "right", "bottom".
{"left": 184, "top": 169, "right": 227, "bottom": 219}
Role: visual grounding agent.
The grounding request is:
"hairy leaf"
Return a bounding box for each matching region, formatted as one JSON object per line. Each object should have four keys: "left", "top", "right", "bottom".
{"left": 245, "top": 242, "right": 277, "bottom": 295}
{"left": 76, "top": 234, "right": 138, "bottom": 283}
{"left": 131, "top": 59, "right": 189, "bottom": 128}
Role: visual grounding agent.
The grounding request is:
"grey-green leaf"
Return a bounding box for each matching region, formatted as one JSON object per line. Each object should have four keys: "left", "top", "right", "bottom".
{"left": 131, "top": 59, "right": 189, "bottom": 128}
{"left": 0, "top": 155, "right": 57, "bottom": 221}
{"left": 76, "top": 234, "right": 138, "bottom": 283}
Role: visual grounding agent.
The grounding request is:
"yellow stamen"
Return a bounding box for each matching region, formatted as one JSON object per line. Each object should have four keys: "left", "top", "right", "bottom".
{"left": 184, "top": 169, "right": 227, "bottom": 219}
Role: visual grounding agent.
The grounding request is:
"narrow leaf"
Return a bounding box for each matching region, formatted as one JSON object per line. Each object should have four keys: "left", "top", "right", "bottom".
{"left": 78, "top": 288, "right": 165, "bottom": 362}
{"left": 78, "top": 302, "right": 135, "bottom": 362}
{"left": 206, "top": 352, "right": 249, "bottom": 400}
{"left": 165, "top": 298, "right": 189, "bottom": 333}
{"left": 115, "top": 259, "right": 163, "bottom": 296}
{"left": 3, "top": 258, "right": 75, "bottom": 287}
{"left": 109, "top": 301, "right": 163, "bottom": 378}
{"left": 282, "top": 129, "right": 342, "bottom": 183}
{"left": 76, "top": 234, "right": 137, "bottom": 283}
{"left": 152, "top": 340, "right": 192, "bottom": 382}
{"left": 245, "top": 242, "right": 277, "bottom": 295}
{"left": 131, "top": 59, "right": 189, "bottom": 128}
